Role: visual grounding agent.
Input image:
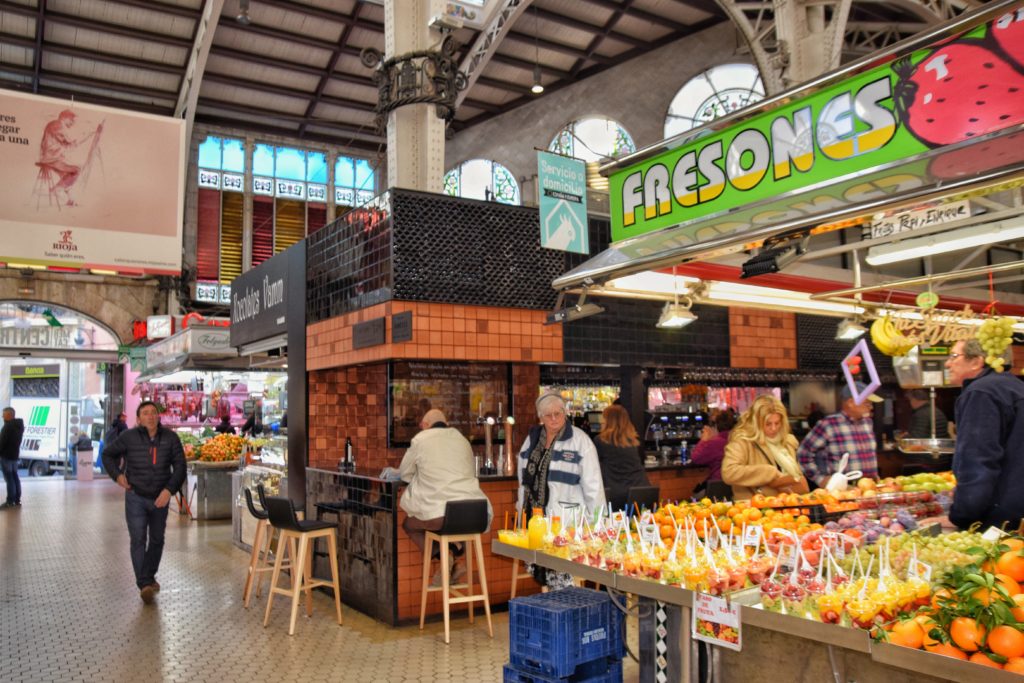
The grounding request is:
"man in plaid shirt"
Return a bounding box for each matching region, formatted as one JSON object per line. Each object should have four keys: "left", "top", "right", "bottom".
{"left": 797, "top": 382, "right": 882, "bottom": 487}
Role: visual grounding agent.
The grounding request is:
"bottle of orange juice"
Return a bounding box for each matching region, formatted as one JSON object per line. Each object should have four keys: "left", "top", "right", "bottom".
{"left": 528, "top": 507, "right": 547, "bottom": 550}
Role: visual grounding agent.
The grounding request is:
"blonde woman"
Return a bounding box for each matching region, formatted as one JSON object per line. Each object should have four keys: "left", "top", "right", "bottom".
{"left": 721, "top": 395, "right": 808, "bottom": 500}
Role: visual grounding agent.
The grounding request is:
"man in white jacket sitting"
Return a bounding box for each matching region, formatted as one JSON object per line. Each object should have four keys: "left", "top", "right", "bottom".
{"left": 399, "top": 409, "right": 491, "bottom": 584}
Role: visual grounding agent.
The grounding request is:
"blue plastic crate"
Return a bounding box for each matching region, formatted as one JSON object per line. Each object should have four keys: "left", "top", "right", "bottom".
{"left": 503, "top": 659, "right": 623, "bottom": 683}
{"left": 509, "top": 587, "right": 624, "bottom": 679}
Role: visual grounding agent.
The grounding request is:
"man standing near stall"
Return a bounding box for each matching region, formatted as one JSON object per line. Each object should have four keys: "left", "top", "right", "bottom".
{"left": 797, "top": 382, "right": 883, "bottom": 488}
{"left": 942, "top": 340, "right": 1024, "bottom": 529}
{"left": 102, "top": 401, "right": 186, "bottom": 604}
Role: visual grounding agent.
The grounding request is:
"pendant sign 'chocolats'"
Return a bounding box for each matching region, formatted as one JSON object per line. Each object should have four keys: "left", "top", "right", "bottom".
{"left": 889, "top": 305, "right": 980, "bottom": 348}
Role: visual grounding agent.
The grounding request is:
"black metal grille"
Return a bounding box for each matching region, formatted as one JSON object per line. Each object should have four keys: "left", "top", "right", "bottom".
{"left": 563, "top": 300, "right": 730, "bottom": 367}
{"left": 390, "top": 189, "right": 562, "bottom": 309}
{"left": 307, "top": 197, "right": 394, "bottom": 322}
{"left": 797, "top": 313, "right": 895, "bottom": 379}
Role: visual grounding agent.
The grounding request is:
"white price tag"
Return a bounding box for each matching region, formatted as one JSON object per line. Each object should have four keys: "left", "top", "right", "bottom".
{"left": 692, "top": 593, "right": 742, "bottom": 651}
{"left": 640, "top": 523, "right": 659, "bottom": 544}
{"left": 910, "top": 560, "right": 933, "bottom": 582}
{"left": 982, "top": 526, "right": 1006, "bottom": 542}
{"left": 743, "top": 525, "right": 762, "bottom": 547}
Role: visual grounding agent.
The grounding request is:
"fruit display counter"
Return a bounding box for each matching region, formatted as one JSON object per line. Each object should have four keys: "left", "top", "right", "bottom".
{"left": 492, "top": 474, "right": 1024, "bottom": 681}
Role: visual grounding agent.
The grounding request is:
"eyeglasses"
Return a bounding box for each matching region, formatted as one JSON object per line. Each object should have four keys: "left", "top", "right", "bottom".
{"left": 539, "top": 412, "right": 565, "bottom": 420}
{"left": 947, "top": 352, "right": 962, "bottom": 360}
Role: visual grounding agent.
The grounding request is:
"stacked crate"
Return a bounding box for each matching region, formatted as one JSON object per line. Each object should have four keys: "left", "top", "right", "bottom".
{"left": 504, "top": 588, "right": 625, "bottom": 683}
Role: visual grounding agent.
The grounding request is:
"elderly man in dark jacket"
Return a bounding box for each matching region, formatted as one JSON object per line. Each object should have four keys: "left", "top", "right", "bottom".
{"left": 102, "top": 401, "right": 186, "bottom": 604}
{"left": 1, "top": 407, "right": 25, "bottom": 508}
{"left": 945, "top": 340, "right": 1024, "bottom": 530}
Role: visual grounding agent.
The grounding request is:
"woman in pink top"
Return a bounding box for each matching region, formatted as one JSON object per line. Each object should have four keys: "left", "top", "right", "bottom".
{"left": 690, "top": 409, "right": 737, "bottom": 482}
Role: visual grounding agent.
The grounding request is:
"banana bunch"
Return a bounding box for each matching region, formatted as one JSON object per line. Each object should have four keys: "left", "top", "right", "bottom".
{"left": 870, "top": 316, "right": 916, "bottom": 356}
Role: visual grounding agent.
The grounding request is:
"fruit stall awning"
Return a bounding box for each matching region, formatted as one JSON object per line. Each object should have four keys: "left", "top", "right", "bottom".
{"left": 553, "top": 0, "right": 1024, "bottom": 294}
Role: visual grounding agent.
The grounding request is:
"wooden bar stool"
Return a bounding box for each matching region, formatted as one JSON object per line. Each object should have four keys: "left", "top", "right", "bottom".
{"left": 419, "top": 499, "right": 493, "bottom": 644}
{"left": 242, "top": 486, "right": 286, "bottom": 608}
{"left": 262, "top": 495, "right": 343, "bottom": 636}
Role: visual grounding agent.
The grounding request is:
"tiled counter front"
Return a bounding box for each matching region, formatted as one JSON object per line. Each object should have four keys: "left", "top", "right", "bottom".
{"left": 307, "top": 469, "right": 542, "bottom": 626}
{"left": 309, "top": 465, "right": 706, "bottom": 626}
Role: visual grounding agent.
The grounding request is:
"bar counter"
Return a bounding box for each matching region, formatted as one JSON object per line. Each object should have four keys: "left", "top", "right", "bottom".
{"left": 306, "top": 463, "right": 707, "bottom": 626}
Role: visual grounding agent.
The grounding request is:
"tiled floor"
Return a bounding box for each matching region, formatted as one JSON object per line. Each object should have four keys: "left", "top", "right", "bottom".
{"left": 1, "top": 478, "right": 638, "bottom": 682}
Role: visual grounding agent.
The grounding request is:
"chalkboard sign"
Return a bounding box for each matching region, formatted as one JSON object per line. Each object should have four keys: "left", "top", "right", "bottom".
{"left": 389, "top": 361, "right": 512, "bottom": 447}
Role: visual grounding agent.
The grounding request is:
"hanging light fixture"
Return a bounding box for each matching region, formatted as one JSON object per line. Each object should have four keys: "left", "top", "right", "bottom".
{"left": 531, "top": 7, "right": 544, "bottom": 94}
{"left": 236, "top": 0, "right": 252, "bottom": 25}
{"left": 835, "top": 318, "right": 868, "bottom": 341}
{"left": 657, "top": 266, "right": 698, "bottom": 329}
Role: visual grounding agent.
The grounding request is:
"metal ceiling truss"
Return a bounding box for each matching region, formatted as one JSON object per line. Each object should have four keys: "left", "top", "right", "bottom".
{"left": 176, "top": 0, "right": 224, "bottom": 144}
{"left": 456, "top": 0, "right": 531, "bottom": 108}
{"left": 717, "top": 0, "right": 979, "bottom": 94}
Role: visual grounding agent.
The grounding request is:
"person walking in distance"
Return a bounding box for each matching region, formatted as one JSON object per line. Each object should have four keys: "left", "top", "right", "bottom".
{"left": 101, "top": 401, "right": 186, "bottom": 604}
{"left": 1, "top": 407, "right": 25, "bottom": 508}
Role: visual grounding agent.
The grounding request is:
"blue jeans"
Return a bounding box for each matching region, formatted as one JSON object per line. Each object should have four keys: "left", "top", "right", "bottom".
{"left": 1, "top": 459, "right": 20, "bottom": 504}
{"left": 125, "top": 489, "right": 170, "bottom": 588}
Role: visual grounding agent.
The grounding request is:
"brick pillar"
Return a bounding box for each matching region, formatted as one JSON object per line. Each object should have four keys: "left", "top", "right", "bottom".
{"left": 729, "top": 307, "right": 797, "bottom": 369}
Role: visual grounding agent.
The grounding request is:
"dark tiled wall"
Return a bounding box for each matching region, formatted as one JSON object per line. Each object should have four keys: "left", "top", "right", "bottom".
{"left": 797, "top": 313, "right": 895, "bottom": 379}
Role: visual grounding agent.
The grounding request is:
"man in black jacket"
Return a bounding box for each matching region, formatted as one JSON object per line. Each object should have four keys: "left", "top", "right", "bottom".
{"left": 102, "top": 401, "right": 186, "bottom": 604}
{"left": 1, "top": 407, "right": 25, "bottom": 508}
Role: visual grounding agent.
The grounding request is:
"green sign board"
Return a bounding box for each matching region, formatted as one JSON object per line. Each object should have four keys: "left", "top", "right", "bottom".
{"left": 538, "top": 150, "right": 589, "bottom": 254}
{"left": 609, "top": 9, "right": 1024, "bottom": 242}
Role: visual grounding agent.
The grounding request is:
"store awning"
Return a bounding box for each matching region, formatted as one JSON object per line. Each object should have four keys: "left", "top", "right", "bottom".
{"left": 554, "top": 134, "right": 1024, "bottom": 292}
{"left": 138, "top": 327, "right": 246, "bottom": 381}
{"left": 554, "top": 0, "right": 1024, "bottom": 294}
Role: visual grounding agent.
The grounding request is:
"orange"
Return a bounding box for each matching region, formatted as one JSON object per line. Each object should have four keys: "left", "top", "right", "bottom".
{"left": 660, "top": 523, "right": 675, "bottom": 539}
{"left": 716, "top": 517, "right": 733, "bottom": 533}
{"left": 745, "top": 508, "right": 763, "bottom": 522}
{"left": 917, "top": 617, "right": 942, "bottom": 648}
{"left": 751, "top": 494, "right": 768, "bottom": 509}
{"left": 923, "top": 641, "right": 968, "bottom": 660}
{"left": 950, "top": 617, "right": 986, "bottom": 652}
{"left": 1005, "top": 657, "right": 1024, "bottom": 673}
{"left": 931, "top": 587, "right": 956, "bottom": 611}
{"left": 796, "top": 514, "right": 810, "bottom": 526}
{"left": 997, "top": 550, "right": 1024, "bottom": 583}
{"left": 998, "top": 573, "right": 1022, "bottom": 597}
{"left": 968, "top": 651, "right": 1004, "bottom": 669}
{"left": 988, "top": 625, "right": 1024, "bottom": 659}
{"left": 891, "top": 619, "right": 925, "bottom": 650}
{"left": 1011, "top": 593, "right": 1024, "bottom": 622}
{"left": 1003, "top": 538, "right": 1024, "bottom": 552}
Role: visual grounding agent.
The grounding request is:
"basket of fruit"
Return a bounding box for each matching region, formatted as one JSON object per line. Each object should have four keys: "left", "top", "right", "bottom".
{"left": 195, "top": 433, "right": 248, "bottom": 467}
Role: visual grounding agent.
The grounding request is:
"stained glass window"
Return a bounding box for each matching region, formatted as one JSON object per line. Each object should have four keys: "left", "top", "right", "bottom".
{"left": 335, "top": 156, "right": 377, "bottom": 207}
{"left": 198, "top": 136, "right": 245, "bottom": 172}
{"left": 547, "top": 117, "right": 636, "bottom": 163}
{"left": 442, "top": 159, "right": 520, "bottom": 205}
{"left": 664, "top": 63, "right": 765, "bottom": 138}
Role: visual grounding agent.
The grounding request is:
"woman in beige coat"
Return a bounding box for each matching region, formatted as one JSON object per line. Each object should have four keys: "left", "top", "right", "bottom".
{"left": 721, "top": 396, "right": 809, "bottom": 500}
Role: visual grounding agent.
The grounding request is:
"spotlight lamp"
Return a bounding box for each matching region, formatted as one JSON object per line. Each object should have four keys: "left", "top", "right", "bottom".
{"left": 236, "top": 0, "right": 251, "bottom": 25}
{"left": 657, "top": 300, "right": 698, "bottom": 329}
{"left": 740, "top": 236, "right": 808, "bottom": 279}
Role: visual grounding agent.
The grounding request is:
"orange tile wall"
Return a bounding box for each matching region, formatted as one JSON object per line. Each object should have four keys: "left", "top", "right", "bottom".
{"left": 729, "top": 307, "right": 797, "bottom": 369}
{"left": 308, "top": 363, "right": 543, "bottom": 473}
{"left": 308, "top": 300, "right": 563, "bottom": 371}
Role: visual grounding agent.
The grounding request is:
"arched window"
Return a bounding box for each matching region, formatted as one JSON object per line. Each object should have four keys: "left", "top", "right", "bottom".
{"left": 664, "top": 63, "right": 765, "bottom": 138}
{"left": 442, "top": 159, "right": 520, "bottom": 205}
{"left": 548, "top": 117, "right": 635, "bottom": 163}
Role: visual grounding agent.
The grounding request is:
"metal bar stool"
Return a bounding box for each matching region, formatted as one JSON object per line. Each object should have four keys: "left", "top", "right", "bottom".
{"left": 262, "top": 495, "right": 342, "bottom": 636}
{"left": 419, "top": 499, "right": 493, "bottom": 644}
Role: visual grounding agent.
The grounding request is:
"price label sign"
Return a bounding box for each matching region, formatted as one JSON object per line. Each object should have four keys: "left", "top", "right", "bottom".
{"left": 743, "top": 525, "right": 762, "bottom": 547}
{"left": 982, "top": 526, "right": 1006, "bottom": 542}
{"left": 640, "top": 523, "right": 659, "bottom": 545}
{"left": 910, "top": 560, "right": 933, "bottom": 582}
{"left": 692, "top": 593, "right": 742, "bottom": 651}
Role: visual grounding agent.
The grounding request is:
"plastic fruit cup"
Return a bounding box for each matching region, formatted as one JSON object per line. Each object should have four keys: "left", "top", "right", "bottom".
{"left": 816, "top": 593, "right": 846, "bottom": 625}
{"left": 845, "top": 598, "right": 879, "bottom": 629}
{"left": 760, "top": 579, "right": 784, "bottom": 613}
{"left": 782, "top": 583, "right": 808, "bottom": 616}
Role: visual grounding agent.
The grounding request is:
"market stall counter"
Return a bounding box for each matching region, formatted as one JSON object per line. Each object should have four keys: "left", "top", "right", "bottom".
{"left": 305, "top": 465, "right": 707, "bottom": 626}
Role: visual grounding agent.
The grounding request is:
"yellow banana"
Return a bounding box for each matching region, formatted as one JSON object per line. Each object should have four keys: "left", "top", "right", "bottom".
{"left": 870, "top": 318, "right": 896, "bottom": 356}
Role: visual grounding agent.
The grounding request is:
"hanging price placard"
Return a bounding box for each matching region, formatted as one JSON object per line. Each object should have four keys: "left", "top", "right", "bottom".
{"left": 692, "top": 593, "right": 742, "bottom": 651}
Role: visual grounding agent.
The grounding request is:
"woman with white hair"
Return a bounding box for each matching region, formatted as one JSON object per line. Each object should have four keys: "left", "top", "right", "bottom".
{"left": 517, "top": 393, "right": 605, "bottom": 523}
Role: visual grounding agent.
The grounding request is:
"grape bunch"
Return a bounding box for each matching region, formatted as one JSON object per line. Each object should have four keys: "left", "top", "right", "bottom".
{"left": 977, "top": 316, "right": 1015, "bottom": 372}
{"left": 837, "top": 530, "right": 994, "bottom": 582}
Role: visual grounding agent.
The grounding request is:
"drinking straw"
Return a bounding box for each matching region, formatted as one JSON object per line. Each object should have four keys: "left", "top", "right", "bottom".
{"left": 504, "top": 510, "right": 509, "bottom": 531}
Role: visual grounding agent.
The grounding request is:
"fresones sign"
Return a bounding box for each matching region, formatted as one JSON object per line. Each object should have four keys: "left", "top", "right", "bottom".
{"left": 609, "top": 5, "right": 1024, "bottom": 242}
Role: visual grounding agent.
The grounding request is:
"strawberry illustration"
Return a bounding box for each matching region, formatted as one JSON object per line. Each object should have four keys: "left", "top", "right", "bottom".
{"left": 895, "top": 41, "right": 1024, "bottom": 148}
{"left": 927, "top": 131, "right": 1024, "bottom": 179}
{"left": 992, "top": 9, "right": 1024, "bottom": 70}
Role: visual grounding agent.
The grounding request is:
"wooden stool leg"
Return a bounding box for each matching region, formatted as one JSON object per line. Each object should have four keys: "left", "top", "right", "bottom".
{"left": 289, "top": 535, "right": 309, "bottom": 636}
{"left": 474, "top": 536, "right": 493, "bottom": 638}
{"left": 466, "top": 541, "right": 474, "bottom": 624}
{"left": 510, "top": 558, "right": 520, "bottom": 599}
{"left": 304, "top": 535, "right": 315, "bottom": 617}
{"left": 327, "top": 532, "right": 343, "bottom": 626}
{"left": 441, "top": 538, "right": 451, "bottom": 644}
{"left": 419, "top": 535, "right": 433, "bottom": 630}
{"left": 255, "top": 525, "right": 275, "bottom": 599}
{"left": 243, "top": 519, "right": 265, "bottom": 607}
{"left": 263, "top": 529, "right": 289, "bottom": 628}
